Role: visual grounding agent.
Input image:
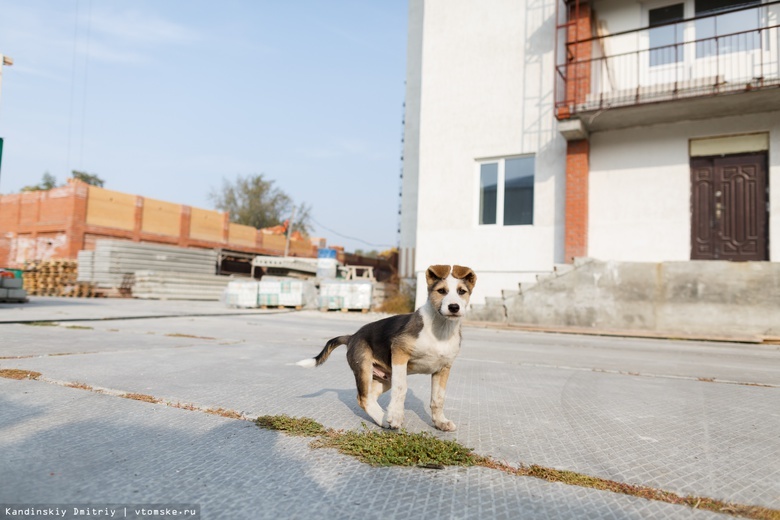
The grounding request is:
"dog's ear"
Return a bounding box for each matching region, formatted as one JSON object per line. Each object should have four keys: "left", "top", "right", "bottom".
{"left": 451, "top": 265, "right": 477, "bottom": 291}
{"left": 426, "top": 265, "right": 452, "bottom": 288}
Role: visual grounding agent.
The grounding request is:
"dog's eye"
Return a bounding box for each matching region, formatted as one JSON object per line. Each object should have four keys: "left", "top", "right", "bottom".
{"left": 457, "top": 288, "right": 467, "bottom": 295}
{"left": 437, "top": 288, "right": 447, "bottom": 295}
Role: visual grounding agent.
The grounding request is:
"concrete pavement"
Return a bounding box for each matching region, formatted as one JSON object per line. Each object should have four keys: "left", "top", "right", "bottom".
{"left": 1, "top": 297, "right": 779, "bottom": 519}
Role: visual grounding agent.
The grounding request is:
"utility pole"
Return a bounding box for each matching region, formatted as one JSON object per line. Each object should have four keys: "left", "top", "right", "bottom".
{"left": 283, "top": 206, "right": 296, "bottom": 258}
{"left": 0, "top": 54, "right": 12, "bottom": 187}
{"left": 0, "top": 54, "right": 12, "bottom": 101}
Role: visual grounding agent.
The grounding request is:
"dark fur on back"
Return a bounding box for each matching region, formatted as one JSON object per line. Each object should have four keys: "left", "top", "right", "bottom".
{"left": 313, "top": 311, "right": 424, "bottom": 369}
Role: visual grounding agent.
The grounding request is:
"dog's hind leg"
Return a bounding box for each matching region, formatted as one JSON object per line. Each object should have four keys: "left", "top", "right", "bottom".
{"left": 355, "top": 365, "right": 386, "bottom": 427}
{"left": 349, "top": 342, "right": 386, "bottom": 427}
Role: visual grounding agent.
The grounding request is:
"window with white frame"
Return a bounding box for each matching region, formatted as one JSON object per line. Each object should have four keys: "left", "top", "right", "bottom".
{"left": 649, "top": 3, "right": 685, "bottom": 66}
{"left": 478, "top": 155, "right": 535, "bottom": 226}
{"left": 695, "top": 0, "right": 761, "bottom": 57}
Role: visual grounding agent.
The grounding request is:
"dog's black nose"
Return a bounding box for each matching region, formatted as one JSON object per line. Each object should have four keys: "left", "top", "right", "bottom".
{"left": 448, "top": 304, "right": 460, "bottom": 314}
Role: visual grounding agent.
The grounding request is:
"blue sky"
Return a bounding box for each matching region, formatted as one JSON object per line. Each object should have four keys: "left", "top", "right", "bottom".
{"left": 0, "top": 0, "right": 408, "bottom": 252}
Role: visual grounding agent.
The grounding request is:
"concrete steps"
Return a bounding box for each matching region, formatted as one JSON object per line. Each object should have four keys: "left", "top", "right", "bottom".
{"left": 468, "top": 259, "right": 593, "bottom": 324}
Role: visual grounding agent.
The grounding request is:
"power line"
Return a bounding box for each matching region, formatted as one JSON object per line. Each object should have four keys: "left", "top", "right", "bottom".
{"left": 311, "top": 217, "right": 394, "bottom": 249}
{"left": 66, "top": 0, "right": 80, "bottom": 175}
{"left": 79, "top": 0, "right": 93, "bottom": 169}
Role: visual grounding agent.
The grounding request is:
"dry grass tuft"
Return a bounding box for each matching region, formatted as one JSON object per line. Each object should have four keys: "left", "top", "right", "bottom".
{"left": 66, "top": 382, "right": 94, "bottom": 391}
{"left": 0, "top": 369, "right": 42, "bottom": 380}
{"left": 205, "top": 407, "right": 244, "bottom": 420}
{"left": 165, "top": 333, "right": 216, "bottom": 340}
{"left": 122, "top": 393, "right": 161, "bottom": 404}
{"left": 378, "top": 284, "right": 415, "bottom": 315}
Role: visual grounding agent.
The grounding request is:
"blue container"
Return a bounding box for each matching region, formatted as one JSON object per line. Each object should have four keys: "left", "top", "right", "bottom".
{"left": 317, "top": 248, "right": 337, "bottom": 259}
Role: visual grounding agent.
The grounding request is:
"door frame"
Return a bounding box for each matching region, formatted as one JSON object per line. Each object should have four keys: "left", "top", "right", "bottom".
{"left": 690, "top": 151, "right": 769, "bottom": 261}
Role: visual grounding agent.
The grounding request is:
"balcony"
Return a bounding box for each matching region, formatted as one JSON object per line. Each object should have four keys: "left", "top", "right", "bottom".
{"left": 555, "top": 1, "right": 780, "bottom": 132}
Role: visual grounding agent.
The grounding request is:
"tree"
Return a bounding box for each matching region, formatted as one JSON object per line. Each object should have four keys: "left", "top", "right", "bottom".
{"left": 20, "top": 172, "right": 58, "bottom": 192}
{"left": 20, "top": 170, "right": 106, "bottom": 192}
{"left": 71, "top": 170, "right": 105, "bottom": 187}
{"left": 209, "top": 173, "right": 313, "bottom": 234}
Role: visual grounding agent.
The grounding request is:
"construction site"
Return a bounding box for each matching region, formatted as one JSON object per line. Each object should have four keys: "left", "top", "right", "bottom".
{"left": 0, "top": 178, "right": 396, "bottom": 309}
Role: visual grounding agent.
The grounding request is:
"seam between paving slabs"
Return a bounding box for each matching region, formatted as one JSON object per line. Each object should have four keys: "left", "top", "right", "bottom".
{"left": 2, "top": 338, "right": 775, "bottom": 389}
{"left": 1, "top": 369, "right": 778, "bottom": 520}
{"left": 0, "top": 308, "right": 296, "bottom": 326}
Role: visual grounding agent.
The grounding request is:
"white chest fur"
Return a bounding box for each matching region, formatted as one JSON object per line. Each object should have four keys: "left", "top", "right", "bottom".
{"left": 407, "top": 303, "right": 462, "bottom": 375}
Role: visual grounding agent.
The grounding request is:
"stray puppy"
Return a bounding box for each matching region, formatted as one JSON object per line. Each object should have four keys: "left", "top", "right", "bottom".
{"left": 297, "top": 265, "right": 476, "bottom": 431}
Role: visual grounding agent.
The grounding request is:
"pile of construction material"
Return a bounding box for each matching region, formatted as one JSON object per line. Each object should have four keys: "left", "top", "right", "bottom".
{"left": 224, "top": 278, "right": 317, "bottom": 309}
{"left": 319, "top": 280, "right": 373, "bottom": 312}
{"left": 23, "top": 259, "right": 96, "bottom": 297}
{"left": 133, "top": 270, "right": 231, "bottom": 301}
{"left": 78, "top": 240, "right": 223, "bottom": 299}
{"left": 226, "top": 259, "right": 385, "bottom": 312}
{"left": 0, "top": 271, "right": 27, "bottom": 303}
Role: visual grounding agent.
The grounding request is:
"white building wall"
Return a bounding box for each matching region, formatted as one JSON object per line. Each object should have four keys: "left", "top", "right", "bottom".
{"left": 399, "top": 0, "right": 425, "bottom": 281}
{"left": 412, "top": 0, "right": 565, "bottom": 307}
{"left": 589, "top": 111, "right": 780, "bottom": 262}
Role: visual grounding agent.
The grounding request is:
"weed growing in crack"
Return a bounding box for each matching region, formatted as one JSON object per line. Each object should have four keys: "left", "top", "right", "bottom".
{"left": 122, "top": 393, "right": 161, "bottom": 404}
{"left": 23, "top": 322, "right": 59, "bottom": 327}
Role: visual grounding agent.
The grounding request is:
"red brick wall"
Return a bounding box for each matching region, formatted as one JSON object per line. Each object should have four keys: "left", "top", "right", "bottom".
{"left": 558, "top": 1, "right": 593, "bottom": 118}
{"left": 562, "top": 2, "right": 592, "bottom": 262}
{"left": 565, "top": 139, "right": 590, "bottom": 263}
{"left": 0, "top": 180, "right": 318, "bottom": 268}
{"left": 567, "top": 2, "right": 592, "bottom": 107}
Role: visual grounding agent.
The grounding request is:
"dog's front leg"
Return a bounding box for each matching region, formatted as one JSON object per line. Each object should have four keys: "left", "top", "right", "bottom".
{"left": 431, "top": 366, "right": 456, "bottom": 431}
{"left": 386, "top": 351, "right": 410, "bottom": 429}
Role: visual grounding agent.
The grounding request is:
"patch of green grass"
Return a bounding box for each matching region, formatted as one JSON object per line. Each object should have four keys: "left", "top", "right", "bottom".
{"left": 24, "top": 321, "right": 59, "bottom": 327}
{"left": 255, "top": 415, "right": 328, "bottom": 437}
{"left": 255, "top": 415, "right": 477, "bottom": 468}
{"left": 65, "top": 325, "right": 93, "bottom": 330}
{"left": 313, "top": 428, "right": 478, "bottom": 468}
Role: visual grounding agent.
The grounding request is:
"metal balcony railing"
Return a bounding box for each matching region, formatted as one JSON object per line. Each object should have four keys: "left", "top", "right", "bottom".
{"left": 555, "top": 1, "right": 780, "bottom": 117}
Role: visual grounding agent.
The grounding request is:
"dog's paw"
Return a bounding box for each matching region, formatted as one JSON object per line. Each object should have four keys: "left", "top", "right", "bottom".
{"left": 434, "top": 419, "right": 457, "bottom": 432}
{"left": 385, "top": 410, "right": 405, "bottom": 429}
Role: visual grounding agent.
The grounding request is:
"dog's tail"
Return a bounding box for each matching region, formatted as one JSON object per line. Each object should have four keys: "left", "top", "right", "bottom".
{"left": 296, "top": 335, "right": 351, "bottom": 368}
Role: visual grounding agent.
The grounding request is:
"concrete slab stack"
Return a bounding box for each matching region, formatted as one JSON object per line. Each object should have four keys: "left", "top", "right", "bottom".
{"left": 132, "top": 270, "right": 230, "bottom": 301}
{"left": 319, "top": 280, "right": 373, "bottom": 311}
{"left": 81, "top": 240, "right": 218, "bottom": 290}
{"left": 224, "top": 279, "right": 261, "bottom": 308}
{"left": 223, "top": 278, "right": 318, "bottom": 308}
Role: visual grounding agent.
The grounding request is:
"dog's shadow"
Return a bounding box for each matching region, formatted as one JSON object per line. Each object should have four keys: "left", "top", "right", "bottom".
{"left": 299, "top": 387, "right": 433, "bottom": 427}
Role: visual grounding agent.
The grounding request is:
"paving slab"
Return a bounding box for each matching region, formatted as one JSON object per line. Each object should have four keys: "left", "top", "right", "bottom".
{"left": 0, "top": 380, "right": 726, "bottom": 520}
{"left": 1, "top": 299, "right": 779, "bottom": 518}
{"left": 0, "top": 296, "right": 274, "bottom": 323}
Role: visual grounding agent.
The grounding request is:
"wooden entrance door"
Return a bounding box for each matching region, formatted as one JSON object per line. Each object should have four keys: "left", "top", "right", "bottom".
{"left": 691, "top": 153, "right": 768, "bottom": 261}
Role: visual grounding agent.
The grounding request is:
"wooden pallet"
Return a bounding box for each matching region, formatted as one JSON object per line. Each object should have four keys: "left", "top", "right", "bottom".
{"left": 259, "top": 304, "right": 303, "bottom": 310}
{"left": 23, "top": 259, "right": 95, "bottom": 297}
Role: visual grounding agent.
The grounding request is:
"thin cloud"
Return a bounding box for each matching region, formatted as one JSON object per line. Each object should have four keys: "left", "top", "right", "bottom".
{"left": 0, "top": 3, "right": 198, "bottom": 69}
{"left": 88, "top": 9, "right": 198, "bottom": 47}
{"left": 298, "top": 138, "right": 392, "bottom": 161}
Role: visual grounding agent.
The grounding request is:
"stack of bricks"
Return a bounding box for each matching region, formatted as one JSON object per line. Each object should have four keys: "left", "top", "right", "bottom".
{"left": 23, "top": 259, "right": 96, "bottom": 297}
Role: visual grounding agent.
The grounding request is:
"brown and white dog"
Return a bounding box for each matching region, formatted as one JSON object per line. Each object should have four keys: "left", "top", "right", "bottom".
{"left": 297, "top": 265, "right": 476, "bottom": 431}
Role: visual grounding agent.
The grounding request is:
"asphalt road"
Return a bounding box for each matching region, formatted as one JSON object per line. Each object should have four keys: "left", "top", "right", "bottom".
{"left": 1, "top": 298, "right": 778, "bottom": 519}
